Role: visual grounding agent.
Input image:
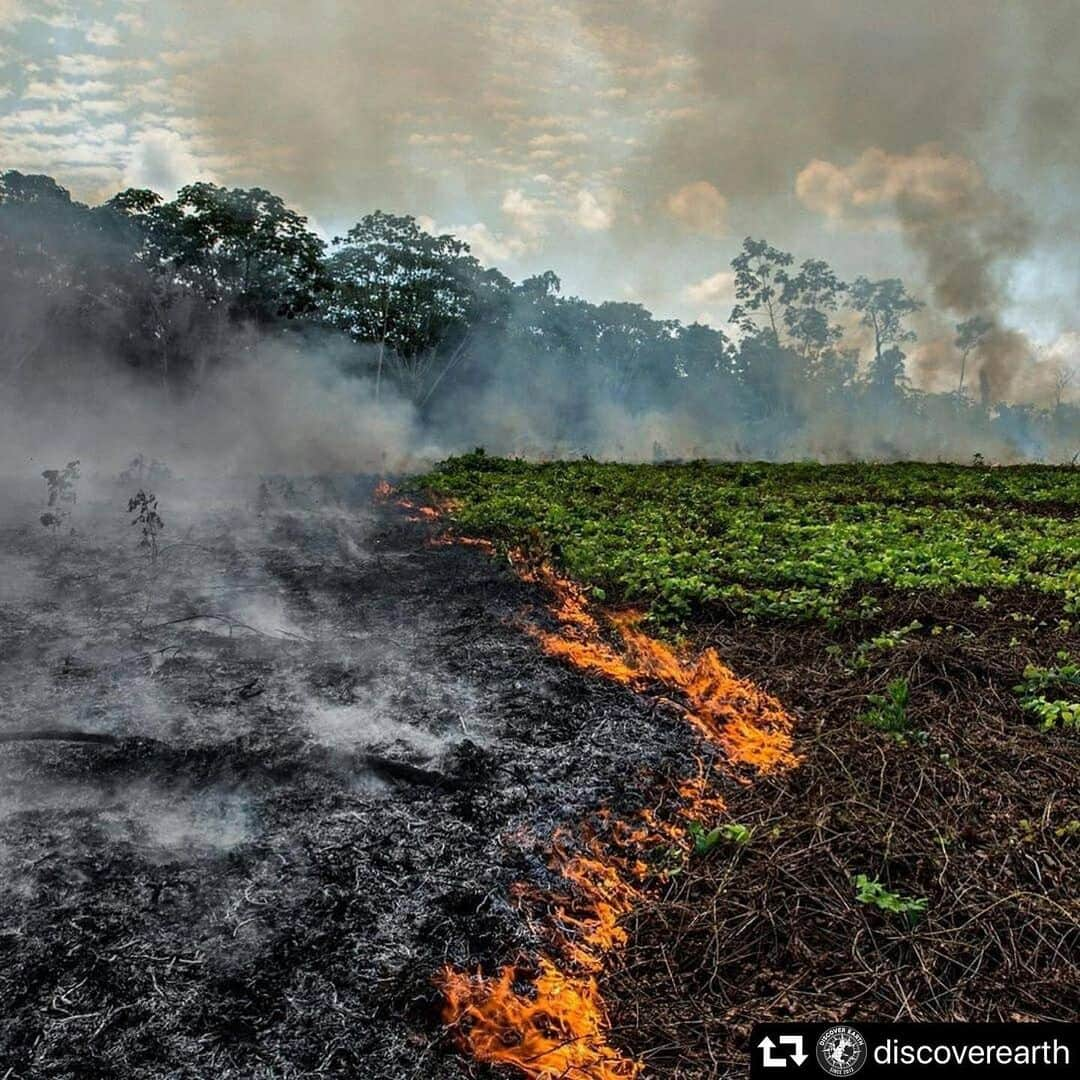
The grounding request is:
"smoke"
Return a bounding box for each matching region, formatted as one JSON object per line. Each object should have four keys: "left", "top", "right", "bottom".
{"left": 795, "top": 144, "right": 1041, "bottom": 402}
{"left": 0, "top": 336, "right": 423, "bottom": 483}
{"left": 892, "top": 157, "right": 1032, "bottom": 402}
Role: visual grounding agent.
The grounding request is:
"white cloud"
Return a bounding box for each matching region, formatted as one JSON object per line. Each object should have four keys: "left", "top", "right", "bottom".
{"left": 575, "top": 188, "right": 617, "bottom": 231}
{"left": 665, "top": 180, "right": 728, "bottom": 234}
{"left": 115, "top": 11, "right": 144, "bottom": 30}
{"left": 86, "top": 23, "right": 120, "bottom": 48}
{"left": 121, "top": 128, "right": 210, "bottom": 195}
{"left": 501, "top": 187, "right": 547, "bottom": 238}
{"left": 406, "top": 132, "right": 474, "bottom": 146}
{"left": 56, "top": 53, "right": 150, "bottom": 78}
{"left": 447, "top": 222, "right": 520, "bottom": 264}
{"left": 0, "top": 0, "right": 26, "bottom": 30}
{"left": 528, "top": 131, "right": 587, "bottom": 147}
{"left": 0, "top": 106, "right": 84, "bottom": 130}
{"left": 685, "top": 270, "right": 736, "bottom": 306}
{"left": 24, "top": 78, "right": 114, "bottom": 101}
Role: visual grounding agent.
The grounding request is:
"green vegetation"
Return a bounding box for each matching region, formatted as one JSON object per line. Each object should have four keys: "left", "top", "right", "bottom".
{"left": 419, "top": 455, "right": 1080, "bottom": 626}
{"left": 858, "top": 678, "right": 927, "bottom": 745}
{"left": 687, "top": 820, "right": 753, "bottom": 856}
{"left": 829, "top": 620, "right": 923, "bottom": 672}
{"left": 1013, "top": 654, "right": 1080, "bottom": 731}
{"left": 853, "top": 874, "right": 928, "bottom": 922}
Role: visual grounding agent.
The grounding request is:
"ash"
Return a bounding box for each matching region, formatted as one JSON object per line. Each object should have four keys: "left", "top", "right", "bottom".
{"left": 0, "top": 476, "right": 703, "bottom": 1078}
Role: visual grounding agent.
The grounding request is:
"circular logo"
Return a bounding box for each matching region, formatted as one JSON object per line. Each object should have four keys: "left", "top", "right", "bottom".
{"left": 815, "top": 1025, "right": 868, "bottom": 1077}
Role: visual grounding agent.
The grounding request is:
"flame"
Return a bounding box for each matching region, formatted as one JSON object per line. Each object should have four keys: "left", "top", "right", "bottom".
{"left": 438, "top": 960, "right": 641, "bottom": 1079}
{"left": 380, "top": 497, "right": 799, "bottom": 1078}
{"left": 374, "top": 479, "right": 394, "bottom": 501}
{"left": 520, "top": 559, "right": 797, "bottom": 773}
{"left": 549, "top": 837, "right": 643, "bottom": 969}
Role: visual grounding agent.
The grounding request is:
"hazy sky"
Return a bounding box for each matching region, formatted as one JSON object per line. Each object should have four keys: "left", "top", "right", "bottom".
{"left": 1, "top": 1, "right": 1077, "bottom": 389}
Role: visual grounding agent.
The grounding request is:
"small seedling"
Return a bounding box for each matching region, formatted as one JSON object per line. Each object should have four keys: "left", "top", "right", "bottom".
{"left": 40, "top": 460, "right": 80, "bottom": 539}
{"left": 837, "top": 621, "right": 922, "bottom": 672}
{"left": 129, "top": 490, "right": 164, "bottom": 565}
{"left": 1013, "top": 654, "right": 1080, "bottom": 732}
{"left": 859, "top": 678, "right": 927, "bottom": 745}
{"left": 687, "top": 820, "right": 752, "bottom": 856}
{"left": 853, "top": 873, "right": 927, "bottom": 923}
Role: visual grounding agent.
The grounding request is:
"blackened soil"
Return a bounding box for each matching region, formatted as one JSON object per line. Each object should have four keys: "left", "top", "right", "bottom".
{"left": 0, "top": 479, "right": 708, "bottom": 1079}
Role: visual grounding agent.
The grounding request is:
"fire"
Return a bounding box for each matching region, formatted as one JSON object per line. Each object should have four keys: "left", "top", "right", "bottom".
{"left": 549, "top": 838, "right": 643, "bottom": 969}
{"left": 379, "top": 494, "right": 798, "bottom": 1078}
{"left": 438, "top": 960, "right": 641, "bottom": 1079}
{"left": 519, "top": 558, "right": 797, "bottom": 773}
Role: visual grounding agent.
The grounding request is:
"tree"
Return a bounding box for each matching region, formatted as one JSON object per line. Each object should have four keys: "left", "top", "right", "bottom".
{"left": 592, "top": 301, "right": 677, "bottom": 401}
{"left": 849, "top": 277, "right": 923, "bottom": 394}
{"left": 780, "top": 258, "right": 847, "bottom": 363}
{"left": 1051, "top": 361, "right": 1076, "bottom": 409}
{"left": 673, "top": 322, "right": 735, "bottom": 383}
{"left": 868, "top": 345, "right": 909, "bottom": 394}
{"left": 321, "top": 211, "right": 507, "bottom": 401}
{"left": 729, "top": 237, "right": 794, "bottom": 344}
{"left": 100, "top": 188, "right": 227, "bottom": 385}
{"left": 158, "top": 183, "right": 326, "bottom": 321}
{"left": 954, "top": 314, "right": 993, "bottom": 398}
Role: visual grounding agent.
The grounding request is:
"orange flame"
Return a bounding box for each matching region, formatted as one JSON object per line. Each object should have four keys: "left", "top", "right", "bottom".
{"left": 521, "top": 560, "right": 797, "bottom": 773}
{"left": 438, "top": 960, "right": 641, "bottom": 1079}
{"left": 389, "top": 503, "right": 800, "bottom": 1079}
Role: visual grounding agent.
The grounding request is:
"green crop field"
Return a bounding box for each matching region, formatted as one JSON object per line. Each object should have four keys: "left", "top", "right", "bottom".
{"left": 418, "top": 454, "right": 1080, "bottom": 626}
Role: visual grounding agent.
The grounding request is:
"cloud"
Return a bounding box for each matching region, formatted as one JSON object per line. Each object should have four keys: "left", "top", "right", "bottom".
{"left": 528, "top": 131, "right": 588, "bottom": 147}
{"left": 56, "top": 53, "right": 149, "bottom": 77}
{"left": 24, "top": 78, "right": 114, "bottom": 101}
{"left": 121, "top": 128, "right": 211, "bottom": 195}
{"left": 86, "top": 23, "right": 121, "bottom": 47}
{"left": 575, "top": 188, "right": 617, "bottom": 231}
{"left": 501, "top": 187, "right": 547, "bottom": 238}
{"left": 685, "top": 269, "right": 735, "bottom": 306}
{"left": 0, "top": 0, "right": 25, "bottom": 30}
{"left": 444, "top": 221, "right": 520, "bottom": 265}
{"left": 665, "top": 180, "right": 728, "bottom": 234}
{"left": 407, "top": 132, "right": 474, "bottom": 146}
{"left": 795, "top": 146, "right": 985, "bottom": 226}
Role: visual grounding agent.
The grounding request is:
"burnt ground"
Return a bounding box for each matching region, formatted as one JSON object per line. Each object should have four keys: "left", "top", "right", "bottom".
{"left": 0, "top": 476, "right": 707, "bottom": 1079}
{"left": 609, "top": 589, "right": 1080, "bottom": 1076}
{"left": 1, "top": 476, "right": 1078, "bottom": 1079}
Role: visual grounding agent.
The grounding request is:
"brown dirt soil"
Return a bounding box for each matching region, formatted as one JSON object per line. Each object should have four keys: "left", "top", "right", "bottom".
{"left": 604, "top": 590, "right": 1080, "bottom": 1076}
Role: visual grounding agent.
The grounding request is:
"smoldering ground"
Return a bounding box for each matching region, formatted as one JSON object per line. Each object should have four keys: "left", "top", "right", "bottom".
{"left": 0, "top": 461, "right": 718, "bottom": 1076}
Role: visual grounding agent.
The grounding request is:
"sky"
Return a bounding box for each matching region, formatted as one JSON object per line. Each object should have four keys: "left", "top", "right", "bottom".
{"left": 1, "top": 1, "right": 1078, "bottom": 398}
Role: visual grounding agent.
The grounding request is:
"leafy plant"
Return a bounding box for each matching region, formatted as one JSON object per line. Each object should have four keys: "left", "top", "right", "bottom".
{"left": 687, "top": 820, "right": 752, "bottom": 855}
{"left": 853, "top": 873, "right": 927, "bottom": 922}
{"left": 840, "top": 621, "right": 922, "bottom": 672}
{"left": 1013, "top": 654, "right": 1080, "bottom": 732}
{"left": 40, "top": 460, "right": 80, "bottom": 539}
{"left": 417, "top": 459, "right": 1080, "bottom": 631}
{"left": 859, "top": 678, "right": 926, "bottom": 745}
{"left": 129, "top": 490, "right": 164, "bottom": 565}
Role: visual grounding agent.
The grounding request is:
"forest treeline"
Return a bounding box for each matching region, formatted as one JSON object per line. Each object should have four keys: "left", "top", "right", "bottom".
{"left": 0, "top": 169, "right": 1075, "bottom": 461}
